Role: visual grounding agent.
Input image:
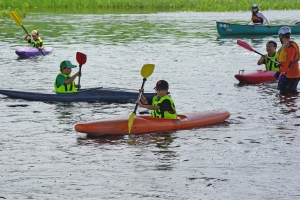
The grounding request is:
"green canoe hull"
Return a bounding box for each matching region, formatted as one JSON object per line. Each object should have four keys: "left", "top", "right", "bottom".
{"left": 216, "top": 21, "right": 300, "bottom": 36}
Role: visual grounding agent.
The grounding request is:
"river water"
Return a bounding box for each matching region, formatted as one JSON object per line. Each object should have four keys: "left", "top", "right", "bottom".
{"left": 0, "top": 10, "right": 300, "bottom": 199}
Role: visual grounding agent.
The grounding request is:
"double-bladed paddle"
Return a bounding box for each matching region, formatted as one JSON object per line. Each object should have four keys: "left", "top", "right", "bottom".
{"left": 9, "top": 10, "right": 45, "bottom": 56}
{"left": 128, "top": 64, "right": 155, "bottom": 134}
{"left": 237, "top": 40, "right": 281, "bottom": 66}
{"left": 76, "top": 52, "right": 87, "bottom": 87}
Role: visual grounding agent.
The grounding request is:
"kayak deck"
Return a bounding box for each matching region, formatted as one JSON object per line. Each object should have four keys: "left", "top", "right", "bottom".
{"left": 75, "top": 110, "right": 230, "bottom": 136}
{"left": 0, "top": 87, "right": 155, "bottom": 103}
{"left": 15, "top": 46, "right": 54, "bottom": 57}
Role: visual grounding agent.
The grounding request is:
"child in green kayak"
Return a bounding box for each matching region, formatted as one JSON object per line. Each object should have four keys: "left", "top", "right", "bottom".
{"left": 136, "top": 80, "right": 177, "bottom": 118}
{"left": 54, "top": 60, "right": 81, "bottom": 93}
{"left": 24, "top": 30, "right": 44, "bottom": 50}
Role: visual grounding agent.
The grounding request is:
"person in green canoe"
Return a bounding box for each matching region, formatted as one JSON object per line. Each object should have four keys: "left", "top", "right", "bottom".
{"left": 257, "top": 40, "right": 280, "bottom": 71}
{"left": 249, "top": 4, "right": 270, "bottom": 26}
{"left": 24, "top": 30, "right": 44, "bottom": 50}
{"left": 54, "top": 60, "right": 81, "bottom": 93}
{"left": 136, "top": 80, "right": 177, "bottom": 118}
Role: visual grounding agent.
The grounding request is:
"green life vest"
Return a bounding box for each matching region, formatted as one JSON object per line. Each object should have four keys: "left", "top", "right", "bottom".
{"left": 54, "top": 73, "right": 77, "bottom": 93}
{"left": 151, "top": 95, "right": 177, "bottom": 118}
{"left": 264, "top": 52, "right": 279, "bottom": 71}
{"left": 29, "top": 38, "right": 43, "bottom": 48}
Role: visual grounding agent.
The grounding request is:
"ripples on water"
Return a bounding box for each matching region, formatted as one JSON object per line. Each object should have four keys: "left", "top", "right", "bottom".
{"left": 0, "top": 10, "right": 300, "bottom": 199}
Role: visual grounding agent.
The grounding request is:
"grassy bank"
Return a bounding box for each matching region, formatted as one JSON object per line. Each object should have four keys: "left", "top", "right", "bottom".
{"left": 1, "top": 0, "right": 300, "bottom": 18}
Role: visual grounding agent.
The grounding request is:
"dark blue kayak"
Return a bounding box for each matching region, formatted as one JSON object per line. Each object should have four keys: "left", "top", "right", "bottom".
{"left": 0, "top": 87, "right": 155, "bottom": 103}
{"left": 15, "top": 46, "right": 54, "bottom": 57}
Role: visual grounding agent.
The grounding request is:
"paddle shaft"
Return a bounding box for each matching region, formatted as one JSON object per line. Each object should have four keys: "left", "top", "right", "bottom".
{"left": 133, "top": 78, "right": 147, "bottom": 114}
{"left": 254, "top": 50, "right": 281, "bottom": 65}
{"left": 78, "top": 66, "right": 82, "bottom": 86}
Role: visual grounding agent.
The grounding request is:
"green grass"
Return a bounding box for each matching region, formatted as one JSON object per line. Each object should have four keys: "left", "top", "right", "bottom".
{"left": 1, "top": 0, "right": 300, "bottom": 18}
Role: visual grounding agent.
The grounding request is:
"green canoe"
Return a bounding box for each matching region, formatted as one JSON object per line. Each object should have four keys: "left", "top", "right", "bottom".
{"left": 216, "top": 21, "right": 300, "bottom": 36}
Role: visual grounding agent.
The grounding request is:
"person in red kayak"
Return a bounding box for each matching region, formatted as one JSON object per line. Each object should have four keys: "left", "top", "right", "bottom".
{"left": 257, "top": 40, "right": 280, "bottom": 71}
{"left": 274, "top": 26, "right": 300, "bottom": 95}
{"left": 248, "top": 4, "right": 270, "bottom": 26}
{"left": 136, "top": 80, "right": 177, "bottom": 118}
{"left": 24, "top": 30, "right": 44, "bottom": 50}
{"left": 54, "top": 60, "right": 81, "bottom": 93}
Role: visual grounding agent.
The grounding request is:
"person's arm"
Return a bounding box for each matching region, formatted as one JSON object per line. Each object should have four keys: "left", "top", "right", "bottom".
{"left": 24, "top": 34, "right": 30, "bottom": 41}
{"left": 257, "top": 55, "right": 266, "bottom": 65}
{"left": 136, "top": 100, "right": 159, "bottom": 110}
{"left": 64, "top": 72, "right": 81, "bottom": 84}
{"left": 258, "top": 11, "right": 270, "bottom": 25}
{"left": 38, "top": 41, "right": 44, "bottom": 50}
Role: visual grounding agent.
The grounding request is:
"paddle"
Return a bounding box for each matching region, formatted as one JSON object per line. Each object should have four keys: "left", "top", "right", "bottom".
{"left": 9, "top": 10, "right": 45, "bottom": 56}
{"left": 128, "top": 64, "right": 155, "bottom": 134}
{"left": 76, "top": 52, "right": 87, "bottom": 87}
{"left": 237, "top": 40, "right": 281, "bottom": 66}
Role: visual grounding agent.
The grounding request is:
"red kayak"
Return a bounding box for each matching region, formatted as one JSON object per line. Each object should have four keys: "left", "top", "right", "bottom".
{"left": 234, "top": 70, "right": 276, "bottom": 84}
{"left": 75, "top": 110, "right": 230, "bottom": 136}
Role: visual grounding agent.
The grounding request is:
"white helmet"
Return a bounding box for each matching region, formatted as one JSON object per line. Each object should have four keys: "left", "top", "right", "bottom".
{"left": 278, "top": 26, "right": 291, "bottom": 35}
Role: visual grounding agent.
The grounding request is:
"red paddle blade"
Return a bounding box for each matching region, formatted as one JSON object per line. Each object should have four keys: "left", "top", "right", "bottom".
{"left": 237, "top": 40, "right": 255, "bottom": 52}
{"left": 76, "top": 52, "right": 87, "bottom": 65}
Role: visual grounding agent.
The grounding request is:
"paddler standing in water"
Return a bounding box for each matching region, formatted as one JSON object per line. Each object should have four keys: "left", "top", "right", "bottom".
{"left": 274, "top": 26, "right": 300, "bottom": 95}
{"left": 54, "top": 60, "right": 81, "bottom": 93}
{"left": 136, "top": 80, "right": 177, "bottom": 118}
{"left": 248, "top": 4, "right": 270, "bottom": 27}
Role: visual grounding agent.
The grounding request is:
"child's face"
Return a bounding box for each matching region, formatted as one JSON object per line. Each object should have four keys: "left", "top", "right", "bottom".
{"left": 155, "top": 88, "right": 168, "bottom": 97}
{"left": 61, "top": 68, "right": 72, "bottom": 75}
{"left": 32, "top": 35, "right": 39, "bottom": 40}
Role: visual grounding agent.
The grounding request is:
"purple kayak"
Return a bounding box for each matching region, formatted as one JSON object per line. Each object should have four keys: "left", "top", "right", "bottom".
{"left": 15, "top": 46, "right": 54, "bottom": 57}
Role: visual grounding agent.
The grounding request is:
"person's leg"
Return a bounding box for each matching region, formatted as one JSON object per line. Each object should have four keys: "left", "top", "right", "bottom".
{"left": 286, "top": 78, "right": 299, "bottom": 93}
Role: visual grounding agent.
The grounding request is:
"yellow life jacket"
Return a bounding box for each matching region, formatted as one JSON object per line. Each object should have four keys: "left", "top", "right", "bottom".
{"left": 29, "top": 38, "right": 43, "bottom": 47}
{"left": 265, "top": 52, "right": 279, "bottom": 71}
{"left": 151, "top": 95, "right": 177, "bottom": 118}
{"left": 277, "top": 41, "right": 300, "bottom": 63}
{"left": 54, "top": 73, "right": 78, "bottom": 93}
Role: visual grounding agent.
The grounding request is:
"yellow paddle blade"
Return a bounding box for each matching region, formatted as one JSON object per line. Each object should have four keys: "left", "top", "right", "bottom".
{"left": 10, "top": 11, "right": 22, "bottom": 26}
{"left": 141, "top": 64, "right": 155, "bottom": 79}
{"left": 128, "top": 112, "right": 136, "bottom": 134}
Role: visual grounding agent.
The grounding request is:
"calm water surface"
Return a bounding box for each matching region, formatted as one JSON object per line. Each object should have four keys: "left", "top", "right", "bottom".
{"left": 0, "top": 10, "right": 300, "bottom": 199}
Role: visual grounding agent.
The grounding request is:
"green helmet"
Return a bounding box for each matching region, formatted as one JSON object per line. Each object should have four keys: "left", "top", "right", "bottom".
{"left": 252, "top": 4, "right": 258, "bottom": 8}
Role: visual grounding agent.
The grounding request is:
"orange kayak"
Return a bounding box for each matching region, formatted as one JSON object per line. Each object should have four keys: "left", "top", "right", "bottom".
{"left": 75, "top": 110, "right": 230, "bottom": 136}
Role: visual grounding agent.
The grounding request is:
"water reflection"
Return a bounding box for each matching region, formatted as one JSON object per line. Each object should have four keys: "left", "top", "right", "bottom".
{"left": 76, "top": 132, "right": 177, "bottom": 146}
{"left": 277, "top": 93, "right": 300, "bottom": 115}
{"left": 77, "top": 132, "right": 179, "bottom": 170}
{"left": 77, "top": 134, "right": 126, "bottom": 145}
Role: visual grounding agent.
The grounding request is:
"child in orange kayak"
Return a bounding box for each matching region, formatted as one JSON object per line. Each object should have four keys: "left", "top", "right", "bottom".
{"left": 136, "top": 80, "right": 177, "bottom": 118}
{"left": 24, "top": 30, "right": 44, "bottom": 50}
